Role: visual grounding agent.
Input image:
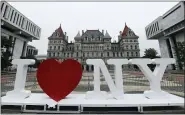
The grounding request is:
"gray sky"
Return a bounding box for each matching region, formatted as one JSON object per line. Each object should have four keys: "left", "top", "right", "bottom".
{"left": 9, "top": 2, "right": 178, "bottom": 56}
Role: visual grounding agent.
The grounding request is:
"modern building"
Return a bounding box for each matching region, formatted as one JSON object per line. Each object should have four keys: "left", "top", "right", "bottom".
{"left": 35, "top": 54, "right": 47, "bottom": 61}
{"left": 1, "top": 1, "right": 41, "bottom": 60}
{"left": 145, "top": 1, "right": 185, "bottom": 70}
{"left": 26, "top": 45, "right": 38, "bottom": 57}
{"left": 47, "top": 24, "right": 140, "bottom": 71}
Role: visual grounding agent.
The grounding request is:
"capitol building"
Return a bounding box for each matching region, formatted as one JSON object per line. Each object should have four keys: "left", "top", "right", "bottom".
{"left": 47, "top": 23, "right": 140, "bottom": 71}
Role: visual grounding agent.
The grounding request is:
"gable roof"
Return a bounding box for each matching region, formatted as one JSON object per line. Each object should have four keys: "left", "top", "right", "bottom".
{"left": 81, "top": 30, "right": 104, "bottom": 38}
{"left": 50, "top": 24, "right": 65, "bottom": 38}
{"left": 121, "top": 23, "right": 137, "bottom": 38}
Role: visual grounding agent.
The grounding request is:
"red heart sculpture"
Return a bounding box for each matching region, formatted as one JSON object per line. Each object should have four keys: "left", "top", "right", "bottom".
{"left": 36, "top": 58, "right": 82, "bottom": 102}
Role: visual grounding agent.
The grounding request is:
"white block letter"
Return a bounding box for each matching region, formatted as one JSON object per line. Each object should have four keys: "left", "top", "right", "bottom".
{"left": 85, "top": 59, "right": 128, "bottom": 99}
{"left": 129, "top": 58, "right": 175, "bottom": 99}
{"left": 6, "top": 59, "right": 35, "bottom": 99}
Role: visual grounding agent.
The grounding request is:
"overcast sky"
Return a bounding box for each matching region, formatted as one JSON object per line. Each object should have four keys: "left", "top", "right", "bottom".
{"left": 9, "top": 2, "right": 178, "bottom": 56}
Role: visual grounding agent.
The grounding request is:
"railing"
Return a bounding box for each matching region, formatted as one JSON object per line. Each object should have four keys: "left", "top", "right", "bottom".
{"left": 1, "top": 71, "right": 184, "bottom": 97}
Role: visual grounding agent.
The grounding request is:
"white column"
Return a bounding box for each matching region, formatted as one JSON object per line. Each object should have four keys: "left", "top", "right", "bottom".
{"left": 169, "top": 37, "right": 179, "bottom": 70}
{"left": 84, "top": 65, "right": 86, "bottom": 71}
{"left": 22, "top": 41, "right": 28, "bottom": 57}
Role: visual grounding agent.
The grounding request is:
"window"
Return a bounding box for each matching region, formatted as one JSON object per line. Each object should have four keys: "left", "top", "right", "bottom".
{"left": 21, "top": 17, "right": 24, "bottom": 27}
{"left": 1, "top": 3, "right": 4, "bottom": 12}
{"left": 16, "top": 14, "right": 19, "bottom": 25}
{"left": 54, "top": 46, "right": 56, "bottom": 50}
{"left": 58, "top": 46, "right": 60, "bottom": 50}
{"left": 13, "top": 12, "right": 17, "bottom": 23}
{"left": 131, "top": 45, "right": 133, "bottom": 49}
{"left": 131, "top": 52, "right": 133, "bottom": 57}
{"left": 113, "top": 52, "right": 115, "bottom": 57}
{"left": 127, "top": 52, "right": 129, "bottom": 57}
{"left": 77, "top": 52, "right": 78, "bottom": 57}
{"left": 19, "top": 16, "right": 22, "bottom": 26}
{"left": 101, "top": 53, "right": 103, "bottom": 57}
{"left": 126, "top": 45, "right": 128, "bottom": 49}
{"left": 53, "top": 53, "right": 55, "bottom": 57}
{"left": 10, "top": 10, "right": 14, "bottom": 21}
{"left": 64, "top": 53, "right": 66, "bottom": 57}
{"left": 58, "top": 52, "right": 60, "bottom": 57}
{"left": 50, "top": 46, "right": 52, "bottom": 50}
{"left": 49, "top": 53, "right": 51, "bottom": 57}
{"left": 117, "top": 52, "right": 119, "bottom": 57}
{"left": 26, "top": 21, "right": 28, "bottom": 30}
{"left": 3, "top": 5, "right": 8, "bottom": 17}
{"left": 121, "top": 52, "right": 123, "bottom": 57}
{"left": 135, "top": 45, "right": 137, "bottom": 49}
{"left": 130, "top": 40, "right": 132, "bottom": 42}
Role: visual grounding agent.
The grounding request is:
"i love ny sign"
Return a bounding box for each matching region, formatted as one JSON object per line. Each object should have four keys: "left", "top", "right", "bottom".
{"left": 6, "top": 58, "right": 175, "bottom": 102}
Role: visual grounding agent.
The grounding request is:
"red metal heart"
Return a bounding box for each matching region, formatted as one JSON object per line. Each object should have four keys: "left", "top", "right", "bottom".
{"left": 36, "top": 58, "right": 82, "bottom": 102}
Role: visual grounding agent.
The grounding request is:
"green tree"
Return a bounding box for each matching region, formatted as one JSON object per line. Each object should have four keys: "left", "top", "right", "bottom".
{"left": 173, "top": 41, "right": 185, "bottom": 70}
{"left": 142, "top": 48, "right": 160, "bottom": 71}
{"left": 1, "top": 37, "right": 13, "bottom": 70}
{"left": 143, "top": 48, "right": 160, "bottom": 59}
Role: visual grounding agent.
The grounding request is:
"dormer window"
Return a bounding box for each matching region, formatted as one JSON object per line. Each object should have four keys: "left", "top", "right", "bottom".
{"left": 57, "top": 32, "right": 60, "bottom": 37}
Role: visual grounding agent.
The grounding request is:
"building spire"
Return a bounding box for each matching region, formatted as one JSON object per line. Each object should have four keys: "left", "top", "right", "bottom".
{"left": 75, "top": 31, "right": 81, "bottom": 38}
{"left": 104, "top": 30, "right": 111, "bottom": 38}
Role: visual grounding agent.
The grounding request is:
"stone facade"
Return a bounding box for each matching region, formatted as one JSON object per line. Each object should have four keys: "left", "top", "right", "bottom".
{"left": 47, "top": 24, "right": 140, "bottom": 71}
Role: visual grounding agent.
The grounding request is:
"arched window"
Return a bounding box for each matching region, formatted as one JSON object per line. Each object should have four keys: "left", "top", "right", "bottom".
{"left": 127, "top": 52, "right": 129, "bottom": 57}
{"left": 131, "top": 52, "right": 133, "bottom": 57}
{"left": 126, "top": 45, "right": 128, "bottom": 49}
{"left": 130, "top": 45, "right": 133, "bottom": 49}
{"left": 107, "top": 52, "right": 109, "bottom": 57}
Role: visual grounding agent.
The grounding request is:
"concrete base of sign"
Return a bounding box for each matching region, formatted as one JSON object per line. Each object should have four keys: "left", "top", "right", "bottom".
{"left": 6, "top": 90, "right": 31, "bottom": 99}
{"left": 85, "top": 91, "right": 109, "bottom": 99}
{"left": 1, "top": 93, "right": 184, "bottom": 113}
{"left": 144, "top": 90, "right": 170, "bottom": 99}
